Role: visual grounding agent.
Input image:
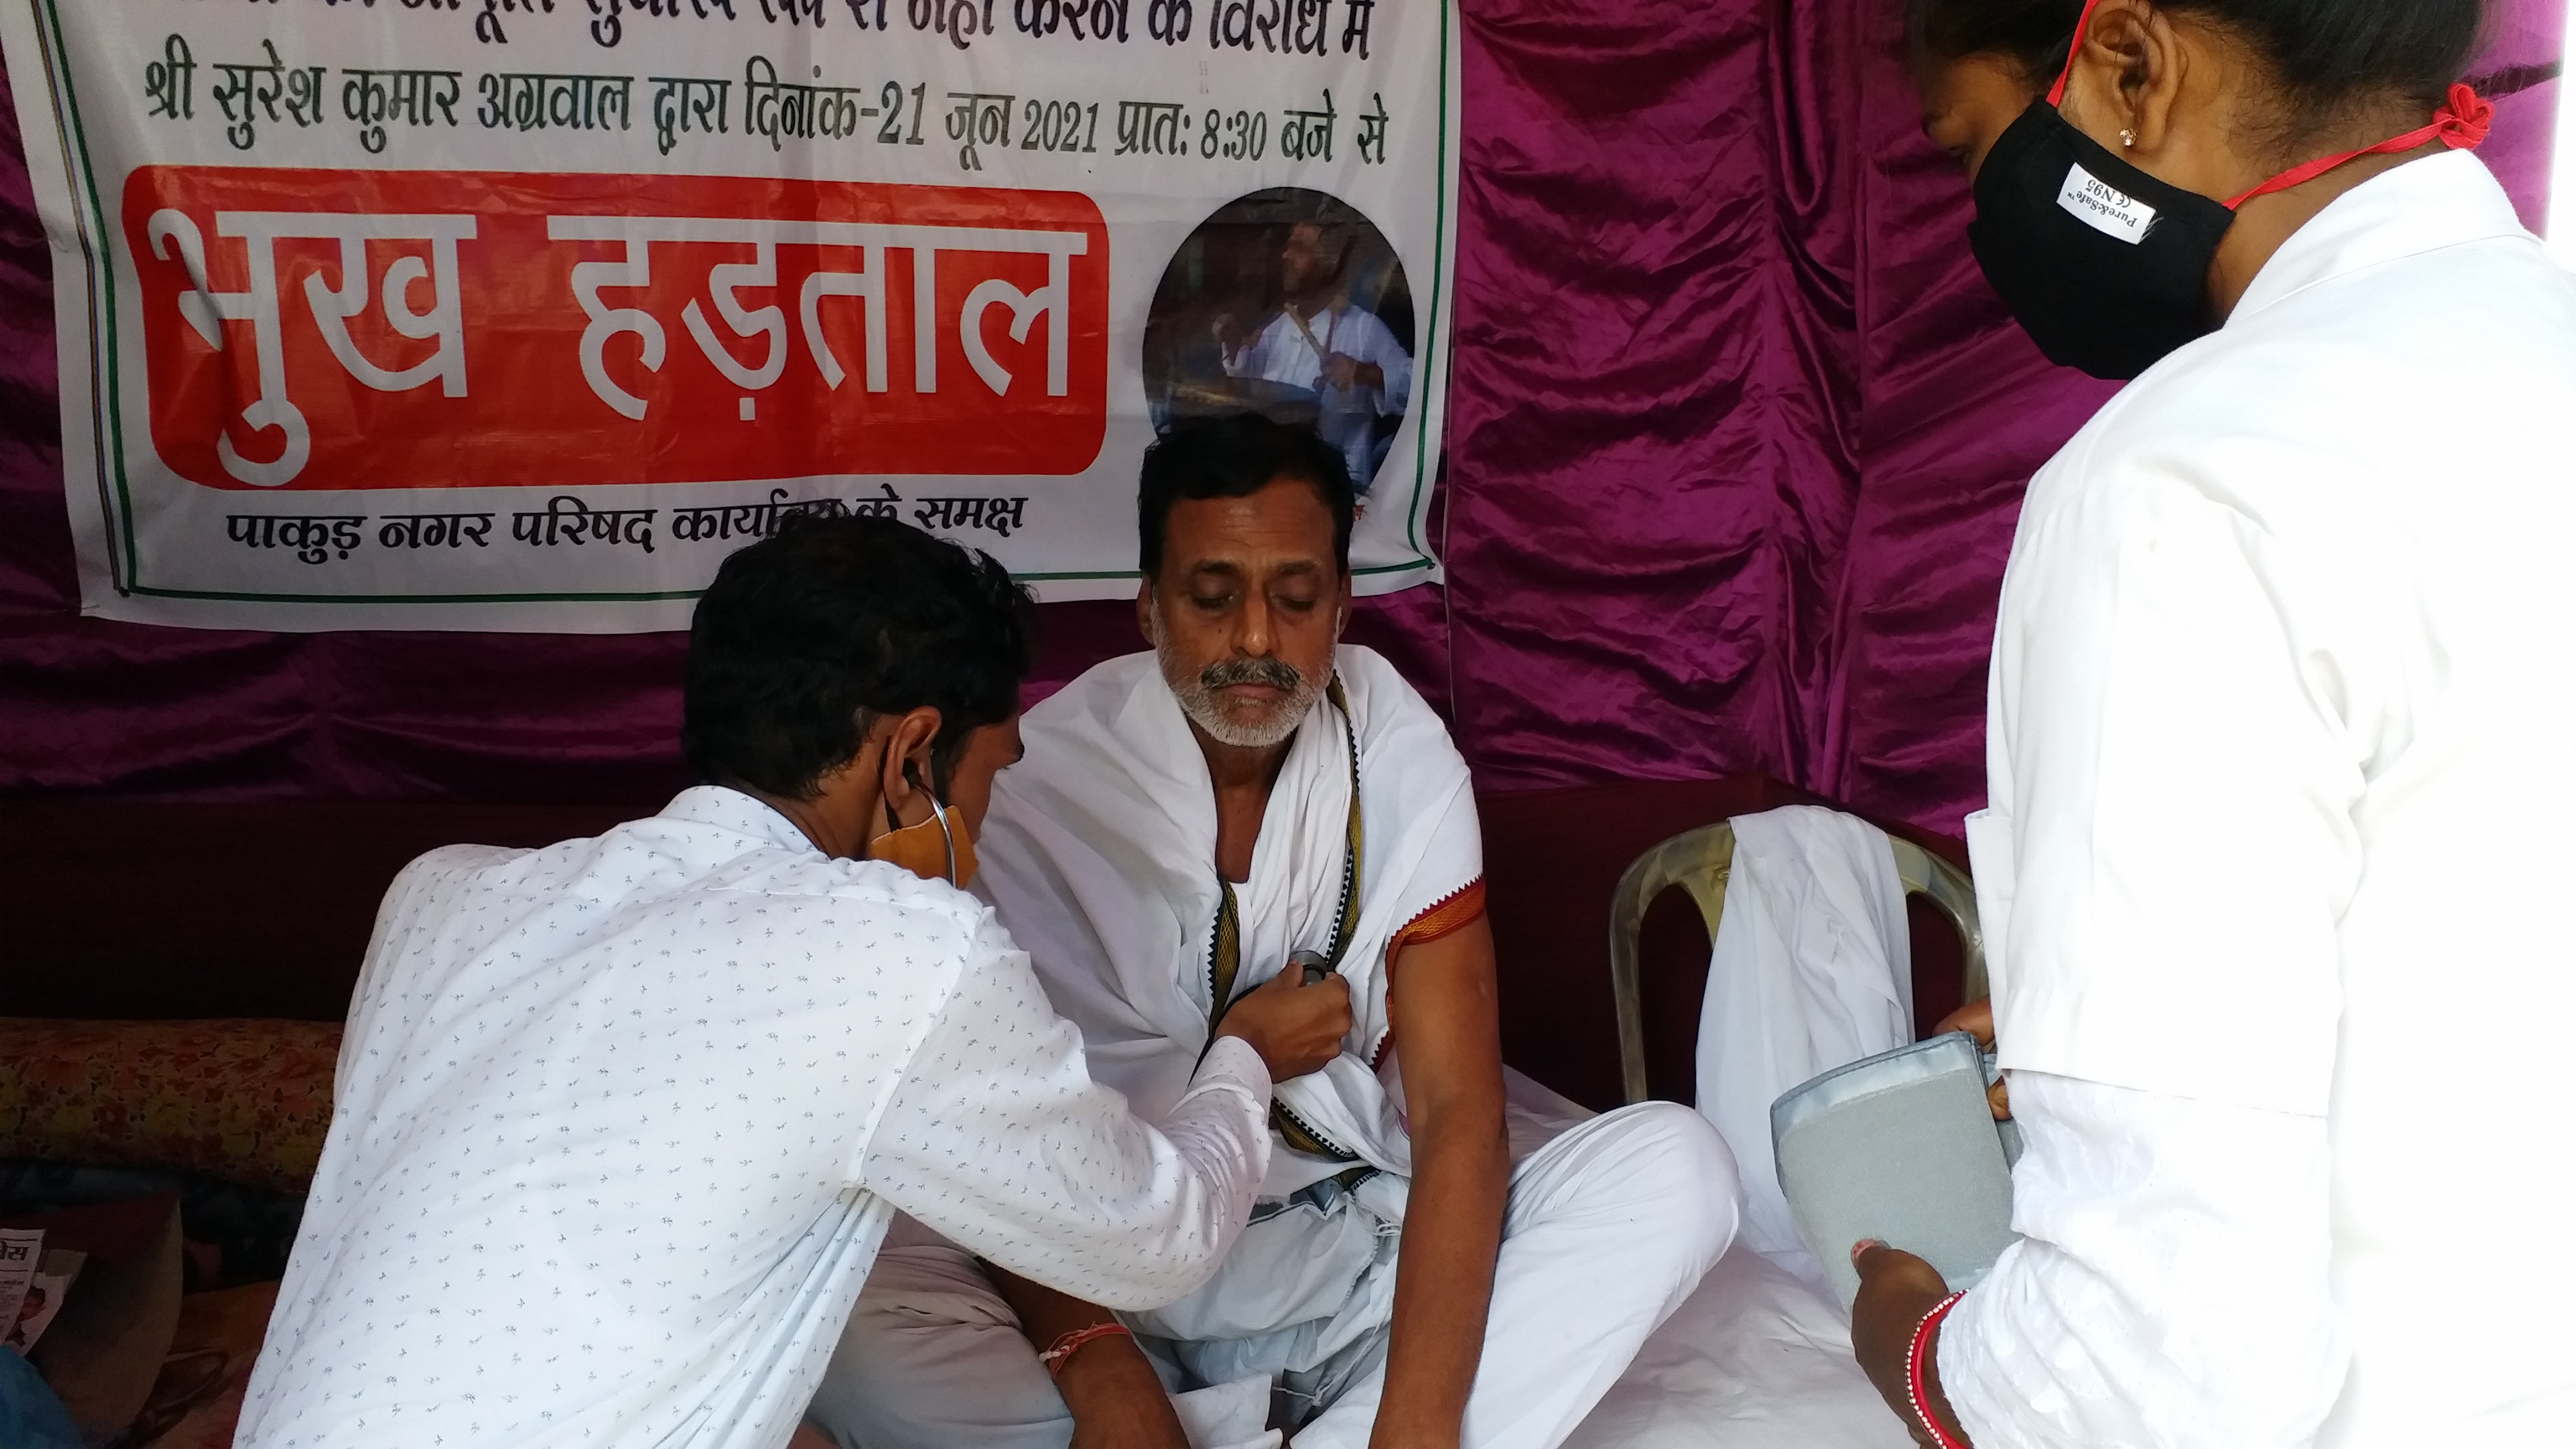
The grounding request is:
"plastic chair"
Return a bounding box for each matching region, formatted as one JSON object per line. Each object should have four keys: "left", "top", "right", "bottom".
{"left": 1605, "top": 819, "right": 1987, "bottom": 1106}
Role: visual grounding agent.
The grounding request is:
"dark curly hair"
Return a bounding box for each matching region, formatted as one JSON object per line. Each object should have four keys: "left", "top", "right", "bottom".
{"left": 682, "top": 515, "right": 1035, "bottom": 801}
{"left": 1138, "top": 412, "right": 1355, "bottom": 578}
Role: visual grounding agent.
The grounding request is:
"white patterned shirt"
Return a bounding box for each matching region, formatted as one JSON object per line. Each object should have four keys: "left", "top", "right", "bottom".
{"left": 238, "top": 786, "right": 1272, "bottom": 1449}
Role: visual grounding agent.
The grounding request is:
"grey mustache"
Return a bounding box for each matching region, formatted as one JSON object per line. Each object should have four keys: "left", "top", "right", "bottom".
{"left": 1199, "top": 657, "right": 1303, "bottom": 693}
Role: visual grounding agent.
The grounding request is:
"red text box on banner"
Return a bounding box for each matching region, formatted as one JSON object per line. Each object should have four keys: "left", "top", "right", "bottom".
{"left": 121, "top": 167, "right": 1111, "bottom": 491}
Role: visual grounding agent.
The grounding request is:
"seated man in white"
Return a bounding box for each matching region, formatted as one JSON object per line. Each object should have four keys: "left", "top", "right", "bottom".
{"left": 811, "top": 415, "right": 1741, "bottom": 1449}
{"left": 1213, "top": 217, "right": 1413, "bottom": 496}
{"left": 236, "top": 517, "right": 1351, "bottom": 1449}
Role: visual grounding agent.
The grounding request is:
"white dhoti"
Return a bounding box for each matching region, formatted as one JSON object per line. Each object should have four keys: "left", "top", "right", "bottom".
{"left": 812, "top": 1100, "right": 1737, "bottom": 1449}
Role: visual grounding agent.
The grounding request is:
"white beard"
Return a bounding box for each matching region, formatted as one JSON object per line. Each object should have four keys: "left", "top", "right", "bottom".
{"left": 1150, "top": 610, "right": 1323, "bottom": 750}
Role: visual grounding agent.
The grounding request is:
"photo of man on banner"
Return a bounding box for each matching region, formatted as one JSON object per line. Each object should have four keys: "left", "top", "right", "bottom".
{"left": 1146, "top": 188, "right": 1417, "bottom": 501}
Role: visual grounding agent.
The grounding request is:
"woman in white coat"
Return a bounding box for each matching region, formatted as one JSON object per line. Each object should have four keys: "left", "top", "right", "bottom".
{"left": 1853, "top": 1, "right": 2576, "bottom": 1446}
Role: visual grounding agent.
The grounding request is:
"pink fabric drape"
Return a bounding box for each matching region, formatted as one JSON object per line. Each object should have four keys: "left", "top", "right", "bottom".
{"left": 1, "top": 3, "right": 2562, "bottom": 832}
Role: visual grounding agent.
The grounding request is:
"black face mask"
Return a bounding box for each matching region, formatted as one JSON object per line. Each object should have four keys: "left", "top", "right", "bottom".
{"left": 1964, "top": 0, "right": 2493, "bottom": 382}
{"left": 1967, "top": 101, "right": 2237, "bottom": 381}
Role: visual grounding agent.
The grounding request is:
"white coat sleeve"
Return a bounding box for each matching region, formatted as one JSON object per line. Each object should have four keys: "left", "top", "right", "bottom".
{"left": 860, "top": 910, "right": 1274, "bottom": 1311}
{"left": 1344, "top": 308, "right": 1412, "bottom": 415}
{"left": 1937, "top": 1072, "right": 2342, "bottom": 1449}
{"left": 1949, "top": 456, "right": 2368, "bottom": 1445}
{"left": 1988, "top": 460, "right": 2364, "bottom": 1116}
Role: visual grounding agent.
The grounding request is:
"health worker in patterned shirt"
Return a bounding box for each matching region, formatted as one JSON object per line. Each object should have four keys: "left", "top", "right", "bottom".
{"left": 812, "top": 414, "right": 1743, "bottom": 1449}
{"left": 236, "top": 516, "right": 1355, "bottom": 1449}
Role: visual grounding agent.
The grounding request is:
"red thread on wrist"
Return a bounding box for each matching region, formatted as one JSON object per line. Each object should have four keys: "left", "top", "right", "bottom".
{"left": 1038, "top": 1320, "right": 1133, "bottom": 1379}
{"left": 1907, "top": 1291, "right": 1971, "bottom": 1449}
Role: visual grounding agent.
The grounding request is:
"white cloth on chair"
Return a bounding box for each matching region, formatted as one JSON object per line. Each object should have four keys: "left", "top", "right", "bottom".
{"left": 1693, "top": 805, "right": 1914, "bottom": 1292}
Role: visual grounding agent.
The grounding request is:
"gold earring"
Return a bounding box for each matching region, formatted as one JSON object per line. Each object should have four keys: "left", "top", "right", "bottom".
{"left": 2120, "top": 129, "right": 2135, "bottom": 148}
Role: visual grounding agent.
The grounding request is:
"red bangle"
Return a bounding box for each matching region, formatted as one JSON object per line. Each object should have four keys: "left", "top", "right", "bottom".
{"left": 1037, "top": 1320, "right": 1133, "bottom": 1379}
{"left": 1907, "top": 1291, "right": 1971, "bottom": 1449}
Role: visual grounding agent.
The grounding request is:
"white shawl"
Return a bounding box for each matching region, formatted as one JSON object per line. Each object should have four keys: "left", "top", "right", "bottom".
{"left": 978, "top": 645, "right": 1481, "bottom": 1192}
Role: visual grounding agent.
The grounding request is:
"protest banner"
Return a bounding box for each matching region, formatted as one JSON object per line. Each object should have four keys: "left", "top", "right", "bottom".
{"left": 2, "top": 0, "right": 1456, "bottom": 629}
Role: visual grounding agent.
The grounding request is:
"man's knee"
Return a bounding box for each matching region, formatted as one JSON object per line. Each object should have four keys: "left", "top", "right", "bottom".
{"left": 1574, "top": 1101, "right": 1743, "bottom": 1273}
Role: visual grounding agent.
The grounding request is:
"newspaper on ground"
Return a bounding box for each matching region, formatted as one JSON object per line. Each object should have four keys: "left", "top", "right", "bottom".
{"left": 0, "top": 1229, "right": 86, "bottom": 1355}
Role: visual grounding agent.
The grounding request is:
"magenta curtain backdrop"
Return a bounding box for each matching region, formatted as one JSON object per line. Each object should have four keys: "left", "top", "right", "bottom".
{"left": 1, "top": 2, "right": 2563, "bottom": 832}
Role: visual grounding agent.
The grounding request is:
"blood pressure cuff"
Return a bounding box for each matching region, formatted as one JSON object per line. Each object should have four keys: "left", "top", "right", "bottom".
{"left": 1772, "top": 1031, "right": 2020, "bottom": 1310}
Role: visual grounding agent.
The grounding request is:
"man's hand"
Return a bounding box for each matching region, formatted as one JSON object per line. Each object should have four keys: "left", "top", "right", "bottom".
{"left": 1216, "top": 967, "right": 1351, "bottom": 1081}
{"left": 1933, "top": 998, "right": 2010, "bottom": 1120}
{"left": 1056, "top": 1338, "right": 1192, "bottom": 1449}
{"left": 1319, "top": 353, "right": 1385, "bottom": 391}
{"left": 984, "top": 1267, "right": 1190, "bottom": 1449}
{"left": 1851, "top": 1242, "right": 1969, "bottom": 1448}
{"left": 1211, "top": 312, "right": 1246, "bottom": 358}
